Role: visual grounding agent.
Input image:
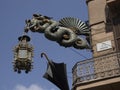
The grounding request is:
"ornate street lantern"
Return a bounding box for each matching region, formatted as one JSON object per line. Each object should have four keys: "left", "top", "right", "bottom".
{"left": 13, "top": 35, "right": 34, "bottom": 74}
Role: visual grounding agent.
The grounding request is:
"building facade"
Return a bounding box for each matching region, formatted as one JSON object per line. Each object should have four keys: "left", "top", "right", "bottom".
{"left": 72, "top": 0, "right": 120, "bottom": 90}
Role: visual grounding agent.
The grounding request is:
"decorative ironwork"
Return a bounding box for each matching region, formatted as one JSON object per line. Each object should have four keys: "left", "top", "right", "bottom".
{"left": 72, "top": 52, "right": 120, "bottom": 86}
{"left": 24, "top": 14, "right": 91, "bottom": 49}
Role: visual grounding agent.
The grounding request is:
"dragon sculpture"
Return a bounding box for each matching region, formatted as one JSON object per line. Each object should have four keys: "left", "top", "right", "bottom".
{"left": 24, "top": 14, "right": 91, "bottom": 49}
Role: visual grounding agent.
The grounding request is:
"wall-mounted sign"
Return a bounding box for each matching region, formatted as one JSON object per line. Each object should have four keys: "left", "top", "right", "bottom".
{"left": 96, "top": 40, "right": 112, "bottom": 51}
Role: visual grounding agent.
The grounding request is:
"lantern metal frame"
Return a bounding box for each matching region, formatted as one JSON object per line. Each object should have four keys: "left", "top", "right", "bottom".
{"left": 13, "top": 35, "right": 34, "bottom": 73}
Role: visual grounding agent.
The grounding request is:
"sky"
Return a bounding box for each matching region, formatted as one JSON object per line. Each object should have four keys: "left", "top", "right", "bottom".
{"left": 0, "top": 0, "right": 92, "bottom": 90}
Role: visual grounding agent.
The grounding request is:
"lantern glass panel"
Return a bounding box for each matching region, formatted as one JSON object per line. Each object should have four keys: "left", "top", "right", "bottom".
{"left": 18, "top": 50, "right": 28, "bottom": 58}
{"left": 28, "top": 52, "right": 32, "bottom": 60}
{"left": 14, "top": 52, "right": 17, "bottom": 60}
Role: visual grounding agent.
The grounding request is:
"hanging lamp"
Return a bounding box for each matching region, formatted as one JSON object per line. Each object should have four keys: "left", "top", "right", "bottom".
{"left": 13, "top": 35, "right": 34, "bottom": 73}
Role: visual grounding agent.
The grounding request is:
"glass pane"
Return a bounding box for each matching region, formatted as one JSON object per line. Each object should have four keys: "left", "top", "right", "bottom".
{"left": 28, "top": 52, "right": 32, "bottom": 60}
{"left": 18, "top": 50, "right": 27, "bottom": 58}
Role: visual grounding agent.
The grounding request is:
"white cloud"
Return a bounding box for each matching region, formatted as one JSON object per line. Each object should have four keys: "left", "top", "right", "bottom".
{"left": 14, "top": 84, "right": 55, "bottom": 90}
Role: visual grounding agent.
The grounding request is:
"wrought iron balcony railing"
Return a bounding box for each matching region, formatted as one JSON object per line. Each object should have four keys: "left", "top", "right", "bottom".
{"left": 72, "top": 52, "right": 120, "bottom": 86}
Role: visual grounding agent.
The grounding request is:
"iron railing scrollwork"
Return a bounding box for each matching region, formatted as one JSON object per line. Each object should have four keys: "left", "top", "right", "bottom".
{"left": 72, "top": 52, "right": 120, "bottom": 86}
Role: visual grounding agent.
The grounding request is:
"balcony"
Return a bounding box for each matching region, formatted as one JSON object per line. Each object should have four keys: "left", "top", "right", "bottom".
{"left": 72, "top": 52, "right": 120, "bottom": 90}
